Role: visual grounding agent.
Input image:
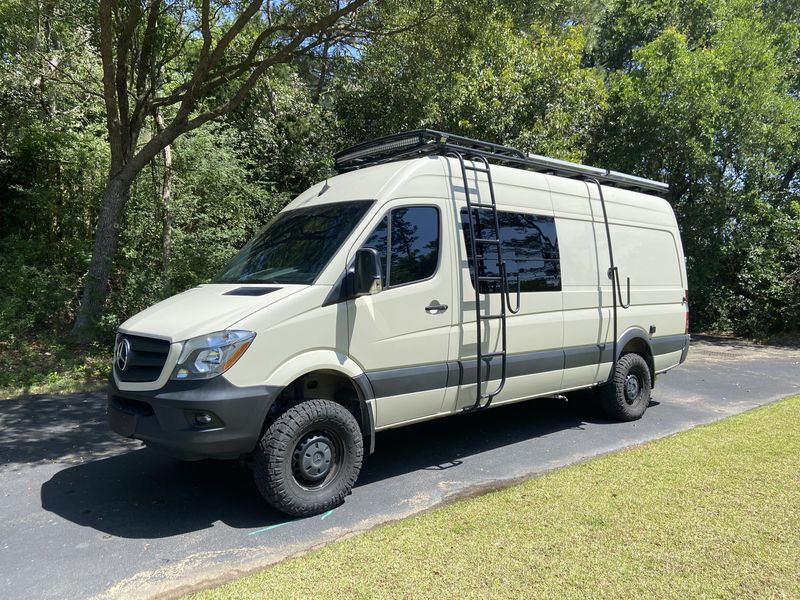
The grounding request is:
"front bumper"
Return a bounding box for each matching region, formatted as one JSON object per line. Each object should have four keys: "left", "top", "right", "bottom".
{"left": 108, "top": 376, "right": 280, "bottom": 460}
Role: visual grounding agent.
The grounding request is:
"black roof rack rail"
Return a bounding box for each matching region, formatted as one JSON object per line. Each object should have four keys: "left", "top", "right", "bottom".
{"left": 334, "top": 129, "right": 669, "bottom": 196}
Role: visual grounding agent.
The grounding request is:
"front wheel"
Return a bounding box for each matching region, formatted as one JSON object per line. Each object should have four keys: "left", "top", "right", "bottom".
{"left": 597, "top": 353, "right": 652, "bottom": 421}
{"left": 252, "top": 399, "right": 363, "bottom": 517}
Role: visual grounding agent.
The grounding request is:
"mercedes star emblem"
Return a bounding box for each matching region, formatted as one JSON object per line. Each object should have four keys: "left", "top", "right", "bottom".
{"left": 115, "top": 338, "right": 131, "bottom": 372}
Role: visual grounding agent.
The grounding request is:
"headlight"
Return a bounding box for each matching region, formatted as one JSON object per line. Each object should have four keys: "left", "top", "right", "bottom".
{"left": 170, "top": 330, "right": 256, "bottom": 381}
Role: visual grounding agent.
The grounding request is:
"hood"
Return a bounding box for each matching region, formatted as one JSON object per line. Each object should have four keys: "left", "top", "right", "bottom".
{"left": 118, "top": 284, "right": 306, "bottom": 342}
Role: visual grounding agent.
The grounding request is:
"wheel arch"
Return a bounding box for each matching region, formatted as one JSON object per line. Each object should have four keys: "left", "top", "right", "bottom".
{"left": 616, "top": 327, "right": 655, "bottom": 385}
{"left": 263, "top": 351, "right": 376, "bottom": 453}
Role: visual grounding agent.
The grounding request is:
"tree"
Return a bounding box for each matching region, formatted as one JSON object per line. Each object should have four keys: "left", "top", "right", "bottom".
{"left": 335, "top": 1, "right": 606, "bottom": 161}
{"left": 589, "top": 1, "right": 800, "bottom": 335}
{"left": 0, "top": 1, "right": 110, "bottom": 335}
{"left": 69, "top": 0, "right": 371, "bottom": 342}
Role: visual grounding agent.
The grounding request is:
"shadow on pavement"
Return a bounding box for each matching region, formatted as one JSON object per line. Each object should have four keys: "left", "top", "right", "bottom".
{"left": 358, "top": 393, "right": 623, "bottom": 485}
{"left": 39, "top": 392, "right": 642, "bottom": 539}
{"left": 0, "top": 391, "right": 136, "bottom": 468}
{"left": 40, "top": 449, "right": 279, "bottom": 538}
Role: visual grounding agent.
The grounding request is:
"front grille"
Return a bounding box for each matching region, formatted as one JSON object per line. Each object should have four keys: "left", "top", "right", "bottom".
{"left": 115, "top": 333, "right": 170, "bottom": 382}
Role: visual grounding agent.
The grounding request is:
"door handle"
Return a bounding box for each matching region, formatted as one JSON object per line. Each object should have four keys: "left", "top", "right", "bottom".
{"left": 425, "top": 302, "right": 448, "bottom": 314}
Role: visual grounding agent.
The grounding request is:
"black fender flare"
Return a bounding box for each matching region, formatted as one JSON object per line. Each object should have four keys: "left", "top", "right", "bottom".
{"left": 615, "top": 327, "right": 655, "bottom": 385}
{"left": 352, "top": 373, "right": 377, "bottom": 455}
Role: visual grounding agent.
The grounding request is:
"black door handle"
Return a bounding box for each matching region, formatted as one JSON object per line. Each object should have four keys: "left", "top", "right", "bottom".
{"left": 425, "top": 303, "right": 448, "bottom": 314}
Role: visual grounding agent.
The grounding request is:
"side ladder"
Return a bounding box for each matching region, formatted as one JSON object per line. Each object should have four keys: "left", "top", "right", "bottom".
{"left": 450, "top": 152, "right": 518, "bottom": 412}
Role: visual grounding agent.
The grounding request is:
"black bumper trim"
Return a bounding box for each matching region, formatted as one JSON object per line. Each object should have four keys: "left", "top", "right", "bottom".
{"left": 679, "top": 334, "right": 691, "bottom": 363}
{"left": 108, "top": 376, "right": 280, "bottom": 460}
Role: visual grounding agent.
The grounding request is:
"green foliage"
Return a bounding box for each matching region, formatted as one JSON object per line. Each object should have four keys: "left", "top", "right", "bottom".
{"left": 589, "top": 2, "right": 800, "bottom": 335}
{"left": 107, "top": 70, "right": 334, "bottom": 331}
{"left": 229, "top": 70, "right": 339, "bottom": 196}
{"left": 717, "top": 199, "right": 800, "bottom": 336}
{"left": 108, "top": 123, "right": 273, "bottom": 326}
{"left": 337, "top": 3, "right": 606, "bottom": 161}
{"left": 0, "top": 122, "right": 108, "bottom": 334}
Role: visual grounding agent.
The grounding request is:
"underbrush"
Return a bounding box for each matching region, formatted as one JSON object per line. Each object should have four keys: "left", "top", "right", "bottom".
{"left": 0, "top": 333, "right": 110, "bottom": 398}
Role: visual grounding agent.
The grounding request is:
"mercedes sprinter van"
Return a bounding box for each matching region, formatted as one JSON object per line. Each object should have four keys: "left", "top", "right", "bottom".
{"left": 108, "top": 130, "right": 690, "bottom": 516}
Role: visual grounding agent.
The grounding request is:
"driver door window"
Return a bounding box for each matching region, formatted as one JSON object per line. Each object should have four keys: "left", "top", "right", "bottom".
{"left": 361, "top": 206, "right": 440, "bottom": 288}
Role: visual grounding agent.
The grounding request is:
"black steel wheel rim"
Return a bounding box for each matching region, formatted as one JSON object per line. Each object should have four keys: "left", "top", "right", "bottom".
{"left": 291, "top": 430, "right": 342, "bottom": 490}
{"left": 623, "top": 373, "right": 641, "bottom": 404}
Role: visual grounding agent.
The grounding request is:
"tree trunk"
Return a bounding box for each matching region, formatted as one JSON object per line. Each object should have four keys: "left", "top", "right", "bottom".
{"left": 154, "top": 107, "right": 173, "bottom": 296}
{"left": 69, "top": 175, "right": 131, "bottom": 343}
{"left": 312, "top": 35, "right": 332, "bottom": 105}
{"left": 160, "top": 151, "right": 172, "bottom": 295}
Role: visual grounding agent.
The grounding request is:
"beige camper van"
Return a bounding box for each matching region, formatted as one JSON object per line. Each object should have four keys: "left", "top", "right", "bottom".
{"left": 108, "top": 131, "right": 690, "bottom": 516}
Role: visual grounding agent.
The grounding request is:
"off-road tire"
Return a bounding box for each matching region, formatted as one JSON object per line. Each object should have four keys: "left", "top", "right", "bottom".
{"left": 597, "top": 353, "right": 652, "bottom": 421}
{"left": 253, "top": 399, "right": 363, "bottom": 517}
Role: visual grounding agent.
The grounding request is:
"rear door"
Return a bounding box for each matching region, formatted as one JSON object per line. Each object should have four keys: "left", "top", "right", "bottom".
{"left": 347, "top": 199, "right": 454, "bottom": 427}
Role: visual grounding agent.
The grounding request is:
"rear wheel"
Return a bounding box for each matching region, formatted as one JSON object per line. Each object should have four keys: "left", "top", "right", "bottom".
{"left": 252, "top": 399, "right": 363, "bottom": 517}
{"left": 598, "top": 353, "right": 652, "bottom": 421}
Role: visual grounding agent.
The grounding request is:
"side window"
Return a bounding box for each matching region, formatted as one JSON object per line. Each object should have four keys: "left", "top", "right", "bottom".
{"left": 460, "top": 208, "right": 561, "bottom": 293}
{"left": 361, "top": 206, "right": 440, "bottom": 287}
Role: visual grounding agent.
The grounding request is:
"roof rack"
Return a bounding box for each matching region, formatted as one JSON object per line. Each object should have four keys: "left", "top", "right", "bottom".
{"left": 334, "top": 129, "right": 669, "bottom": 195}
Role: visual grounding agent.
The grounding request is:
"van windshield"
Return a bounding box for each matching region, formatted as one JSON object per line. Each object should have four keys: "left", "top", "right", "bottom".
{"left": 213, "top": 200, "right": 373, "bottom": 285}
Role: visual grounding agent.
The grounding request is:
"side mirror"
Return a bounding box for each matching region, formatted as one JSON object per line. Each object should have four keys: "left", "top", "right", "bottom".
{"left": 353, "top": 248, "right": 383, "bottom": 296}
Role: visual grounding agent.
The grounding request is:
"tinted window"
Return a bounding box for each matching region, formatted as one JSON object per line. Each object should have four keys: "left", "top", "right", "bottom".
{"left": 361, "top": 206, "right": 439, "bottom": 287}
{"left": 461, "top": 208, "right": 560, "bottom": 293}
{"left": 214, "top": 201, "right": 372, "bottom": 285}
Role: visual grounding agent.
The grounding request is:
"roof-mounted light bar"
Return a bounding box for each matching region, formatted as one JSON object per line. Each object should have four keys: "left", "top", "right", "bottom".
{"left": 334, "top": 129, "right": 669, "bottom": 195}
{"left": 335, "top": 133, "right": 426, "bottom": 165}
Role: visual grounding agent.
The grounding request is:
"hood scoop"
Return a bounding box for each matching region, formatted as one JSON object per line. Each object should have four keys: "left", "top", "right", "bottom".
{"left": 223, "top": 287, "right": 281, "bottom": 297}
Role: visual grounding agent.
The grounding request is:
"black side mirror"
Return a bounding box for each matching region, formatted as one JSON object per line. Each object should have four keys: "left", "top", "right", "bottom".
{"left": 353, "top": 248, "right": 383, "bottom": 296}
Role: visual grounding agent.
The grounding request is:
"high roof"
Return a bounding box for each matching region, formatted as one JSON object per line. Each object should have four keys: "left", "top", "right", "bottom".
{"left": 334, "top": 130, "right": 669, "bottom": 196}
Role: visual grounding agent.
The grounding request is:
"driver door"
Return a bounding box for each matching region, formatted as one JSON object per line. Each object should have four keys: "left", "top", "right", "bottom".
{"left": 347, "top": 199, "right": 454, "bottom": 428}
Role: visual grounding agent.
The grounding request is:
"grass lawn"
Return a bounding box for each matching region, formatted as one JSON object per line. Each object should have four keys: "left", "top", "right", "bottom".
{"left": 191, "top": 395, "right": 800, "bottom": 600}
